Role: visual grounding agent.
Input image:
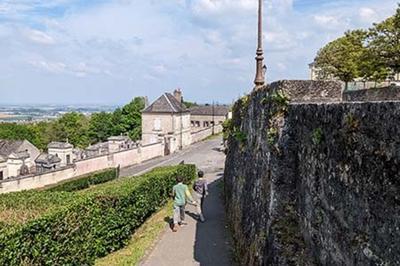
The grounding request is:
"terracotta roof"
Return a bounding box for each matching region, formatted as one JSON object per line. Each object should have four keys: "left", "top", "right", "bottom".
{"left": 143, "top": 93, "right": 188, "bottom": 113}
{"left": 48, "top": 142, "right": 73, "bottom": 149}
{"left": 0, "top": 140, "right": 24, "bottom": 157}
{"left": 189, "top": 105, "right": 230, "bottom": 116}
{"left": 35, "top": 153, "right": 61, "bottom": 164}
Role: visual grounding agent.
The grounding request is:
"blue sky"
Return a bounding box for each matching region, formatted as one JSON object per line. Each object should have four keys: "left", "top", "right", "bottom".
{"left": 0, "top": 0, "right": 398, "bottom": 105}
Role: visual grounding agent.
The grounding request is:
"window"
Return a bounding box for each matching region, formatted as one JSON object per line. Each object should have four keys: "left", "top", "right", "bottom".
{"left": 154, "top": 118, "right": 161, "bottom": 131}
{"left": 66, "top": 155, "right": 71, "bottom": 165}
{"left": 196, "top": 121, "right": 200, "bottom": 127}
{"left": 0, "top": 171, "right": 3, "bottom": 180}
{"left": 204, "top": 121, "right": 209, "bottom": 127}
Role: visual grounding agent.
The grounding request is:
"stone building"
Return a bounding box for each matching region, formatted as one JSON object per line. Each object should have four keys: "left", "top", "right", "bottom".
{"left": 35, "top": 153, "right": 62, "bottom": 173}
{"left": 48, "top": 142, "right": 74, "bottom": 167}
{"left": 0, "top": 155, "right": 7, "bottom": 180}
{"left": 107, "top": 136, "right": 136, "bottom": 153}
{"left": 85, "top": 142, "right": 109, "bottom": 158}
{"left": 142, "top": 89, "right": 191, "bottom": 155}
{"left": 189, "top": 105, "right": 230, "bottom": 131}
{"left": 0, "top": 139, "right": 40, "bottom": 178}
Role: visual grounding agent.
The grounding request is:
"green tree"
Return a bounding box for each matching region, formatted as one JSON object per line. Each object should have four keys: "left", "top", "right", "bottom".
{"left": 314, "top": 30, "right": 367, "bottom": 88}
{"left": 182, "top": 100, "right": 198, "bottom": 109}
{"left": 27, "top": 122, "right": 53, "bottom": 150}
{"left": 121, "top": 97, "right": 145, "bottom": 141}
{"left": 369, "top": 5, "right": 400, "bottom": 75}
{"left": 88, "top": 112, "right": 114, "bottom": 143}
{"left": 358, "top": 47, "right": 390, "bottom": 86}
{"left": 52, "top": 112, "right": 90, "bottom": 148}
{"left": 110, "top": 107, "right": 125, "bottom": 136}
{"left": 111, "top": 97, "right": 145, "bottom": 141}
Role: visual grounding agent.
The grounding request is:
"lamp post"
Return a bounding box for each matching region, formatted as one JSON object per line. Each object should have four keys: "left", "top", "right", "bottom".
{"left": 254, "top": 0, "right": 265, "bottom": 87}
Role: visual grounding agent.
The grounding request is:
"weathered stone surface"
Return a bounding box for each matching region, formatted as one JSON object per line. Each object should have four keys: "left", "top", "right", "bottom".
{"left": 224, "top": 83, "right": 400, "bottom": 266}
{"left": 343, "top": 85, "right": 400, "bottom": 102}
{"left": 267, "top": 80, "right": 343, "bottom": 103}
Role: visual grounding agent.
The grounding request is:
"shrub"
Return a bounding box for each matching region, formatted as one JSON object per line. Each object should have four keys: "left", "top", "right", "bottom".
{"left": 48, "top": 168, "right": 118, "bottom": 192}
{"left": 0, "top": 164, "right": 196, "bottom": 266}
{"left": 312, "top": 128, "right": 324, "bottom": 145}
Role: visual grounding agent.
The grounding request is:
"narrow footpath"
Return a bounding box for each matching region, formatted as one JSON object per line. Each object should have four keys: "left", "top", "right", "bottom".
{"left": 134, "top": 137, "right": 231, "bottom": 266}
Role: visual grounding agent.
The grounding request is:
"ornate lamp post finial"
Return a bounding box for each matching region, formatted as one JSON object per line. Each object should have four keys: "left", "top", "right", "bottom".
{"left": 254, "top": 0, "right": 265, "bottom": 87}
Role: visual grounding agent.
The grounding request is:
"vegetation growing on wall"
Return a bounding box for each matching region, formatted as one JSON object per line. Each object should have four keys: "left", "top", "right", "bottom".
{"left": 312, "top": 128, "right": 324, "bottom": 145}
{"left": 222, "top": 118, "right": 233, "bottom": 142}
{"left": 0, "top": 164, "right": 196, "bottom": 266}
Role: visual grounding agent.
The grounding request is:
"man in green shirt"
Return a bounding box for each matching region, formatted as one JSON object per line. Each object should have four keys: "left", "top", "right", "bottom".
{"left": 172, "top": 175, "right": 196, "bottom": 232}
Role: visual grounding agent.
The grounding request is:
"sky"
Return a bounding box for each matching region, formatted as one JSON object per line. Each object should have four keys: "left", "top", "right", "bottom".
{"left": 0, "top": 0, "right": 399, "bottom": 105}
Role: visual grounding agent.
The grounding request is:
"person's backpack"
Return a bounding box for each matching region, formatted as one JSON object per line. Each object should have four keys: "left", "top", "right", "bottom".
{"left": 193, "top": 179, "right": 205, "bottom": 196}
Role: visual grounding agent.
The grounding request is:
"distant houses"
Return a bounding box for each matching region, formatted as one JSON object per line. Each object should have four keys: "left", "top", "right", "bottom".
{"left": 0, "top": 89, "right": 230, "bottom": 183}
{"left": 0, "top": 139, "right": 40, "bottom": 180}
{"left": 189, "top": 105, "right": 230, "bottom": 130}
{"left": 0, "top": 136, "right": 138, "bottom": 181}
{"left": 141, "top": 89, "right": 230, "bottom": 154}
{"left": 141, "top": 89, "right": 191, "bottom": 155}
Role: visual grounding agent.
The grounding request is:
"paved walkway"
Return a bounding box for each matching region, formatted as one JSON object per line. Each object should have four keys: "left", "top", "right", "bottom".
{"left": 120, "top": 138, "right": 225, "bottom": 178}
{"left": 139, "top": 137, "right": 231, "bottom": 266}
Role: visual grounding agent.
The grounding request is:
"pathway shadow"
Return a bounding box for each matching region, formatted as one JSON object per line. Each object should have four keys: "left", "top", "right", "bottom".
{"left": 164, "top": 216, "right": 174, "bottom": 230}
{"left": 193, "top": 177, "right": 231, "bottom": 266}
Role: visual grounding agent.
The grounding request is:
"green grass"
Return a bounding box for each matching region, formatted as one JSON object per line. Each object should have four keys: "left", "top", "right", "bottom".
{"left": 204, "top": 132, "right": 222, "bottom": 141}
{"left": 95, "top": 201, "right": 173, "bottom": 266}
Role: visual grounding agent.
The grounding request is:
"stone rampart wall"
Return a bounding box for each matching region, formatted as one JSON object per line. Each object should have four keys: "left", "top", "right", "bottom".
{"left": 343, "top": 85, "right": 400, "bottom": 102}
{"left": 224, "top": 83, "right": 400, "bottom": 265}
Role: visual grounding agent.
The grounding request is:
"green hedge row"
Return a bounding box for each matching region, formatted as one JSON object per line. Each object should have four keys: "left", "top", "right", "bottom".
{"left": 48, "top": 168, "right": 118, "bottom": 192}
{"left": 0, "top": 164, "right": 196, "bottom": 266}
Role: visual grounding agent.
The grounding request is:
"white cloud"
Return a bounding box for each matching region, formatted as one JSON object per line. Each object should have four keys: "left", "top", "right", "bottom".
{"left": 359, "top": 7, "right": 378, "bottom": 23}
{"left": 24, "top": 29, "right": 56, "bottom": 45}
{"left": 0, "top": 0, "right": 399, "bottom": 104}
{"left": 29, "top": 60, "right": 66, "bottom": 73}
{"left": 313, "top": 15, "right": 343, "bottom": 30}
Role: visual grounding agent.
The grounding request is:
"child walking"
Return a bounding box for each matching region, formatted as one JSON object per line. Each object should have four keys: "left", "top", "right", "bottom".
{"left": 172, "top": 175, "right": 196, "bottom": 232}
{"left": 193, "top": 170, "right": 208, "bottom": 222}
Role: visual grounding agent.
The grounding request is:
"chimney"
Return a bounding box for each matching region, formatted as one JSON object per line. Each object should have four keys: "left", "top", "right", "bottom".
{"left": 144, "top": 96, "right": 149, "bottom": 108}
{"left": 173, "top": 88, "right": 182, "bottom": 103}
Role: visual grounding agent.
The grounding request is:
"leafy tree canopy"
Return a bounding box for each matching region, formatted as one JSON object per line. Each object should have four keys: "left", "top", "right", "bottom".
{"left": 314, "top": 4, "right": 400, "bottom": 84}
{"left": 0, "top": 97, "right": 146, "bottom": 150}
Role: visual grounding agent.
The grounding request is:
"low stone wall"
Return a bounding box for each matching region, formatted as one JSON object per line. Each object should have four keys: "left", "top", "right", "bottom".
{"left": 74, "top": 154, "right": 113, "bottom": 177}
{"left": 343, "top": 85, "right": 400, "bottom": 102}
{"left": 113, "top": 147, "right": 141, "bottom": 168}
{"left": 0, "top": 166, "right": 75, "bottom": 194}
{"left": 139, "top": 142, "right": 164, "bottom": 161}
{"left": 0, "top": 142, "right": 164, "bottom": 194}
{"left": 191, "top": 125, "right": 223, "bottom": 144}
{"left": 224, "top": 83, "right": 400, "bottom": 265}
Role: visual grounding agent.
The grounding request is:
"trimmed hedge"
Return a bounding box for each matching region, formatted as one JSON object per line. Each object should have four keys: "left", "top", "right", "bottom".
{"left": 48, "top": 168, "right": 118, "bottom": 192}
{"left": 0, "top": 164, "right": 196, "bottom": 266}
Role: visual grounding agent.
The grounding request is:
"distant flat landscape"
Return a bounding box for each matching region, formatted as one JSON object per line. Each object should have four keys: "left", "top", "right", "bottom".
{"left": 0, "top": 113, "right": 14, "bottom": 119}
